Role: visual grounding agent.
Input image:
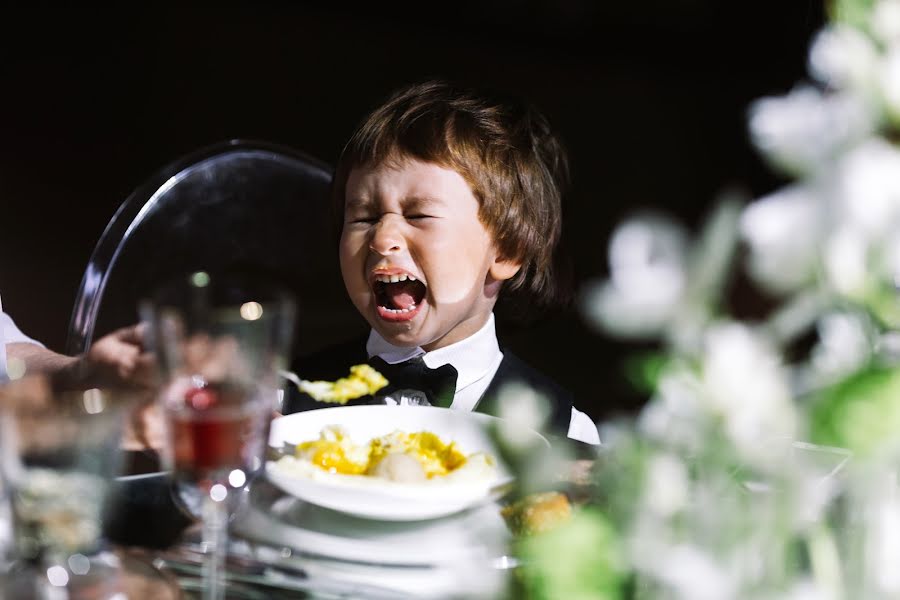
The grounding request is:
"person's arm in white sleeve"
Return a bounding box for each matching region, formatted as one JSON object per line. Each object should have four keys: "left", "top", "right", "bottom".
{"left": 1, "top": 307, "right": 45, "bottom": 383}
{"left": 5, "top": 322, "right": 156, "bottom": 391}
{"left": 0, "top": 310, "right": 44, "bottom": 347}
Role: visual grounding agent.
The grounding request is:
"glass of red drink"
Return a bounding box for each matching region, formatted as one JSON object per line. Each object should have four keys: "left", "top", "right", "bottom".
{"left": 141, "top": 270, "right": 295, "bottom": 600}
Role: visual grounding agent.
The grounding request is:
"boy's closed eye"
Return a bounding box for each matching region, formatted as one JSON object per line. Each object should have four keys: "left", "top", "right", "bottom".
{"left": 348, "top": 215, "right": 379, "bottom": 224}
{"left": 345, "top": 205, "right": 438, "bottom": 221}
{"left": 344, "top": 206, "right": 378, "bottom": 224}
{"left": 402, "top": 196, "right": 443, "bottom": 222}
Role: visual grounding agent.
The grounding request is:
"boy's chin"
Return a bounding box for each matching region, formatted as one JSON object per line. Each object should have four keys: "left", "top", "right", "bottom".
{"left": 371, "top": 326, "right": 423, "bottom": 348}
{"left": 367, "top": 317, "right": 434, "bottom": 349}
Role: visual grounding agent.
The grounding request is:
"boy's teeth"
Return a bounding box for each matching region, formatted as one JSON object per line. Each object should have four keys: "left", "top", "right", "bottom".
{"left": 383, "top": 304, "right": 417, "bottom": 314}
{"left": 375, "top": 274, "right": 417, "bottom": 283}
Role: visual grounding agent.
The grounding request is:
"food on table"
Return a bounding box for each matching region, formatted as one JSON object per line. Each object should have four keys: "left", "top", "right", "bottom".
{"left": 291, "top": 364, "right": 388, "bottom": 404}
{"left": 500, "top": 491, "right": 572, "bottom": 535}
{"left": 270, "top": 425, "right": 496, "bottom": 484}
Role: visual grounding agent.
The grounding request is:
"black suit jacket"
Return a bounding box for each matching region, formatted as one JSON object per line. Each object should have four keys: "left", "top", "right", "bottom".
{"left": 282, "top": 335, "right": 574, "bottom": 437}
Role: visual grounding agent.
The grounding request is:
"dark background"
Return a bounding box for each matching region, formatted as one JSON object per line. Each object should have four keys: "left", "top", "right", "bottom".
{"left": 0, "top": 2, "right": 825, "bottom": 422}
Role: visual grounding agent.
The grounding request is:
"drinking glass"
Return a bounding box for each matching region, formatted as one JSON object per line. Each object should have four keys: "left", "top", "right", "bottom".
{"left": 141, "top": 270, "right": 295, "bottom": 600}
{"left": 0, "top": 376, "right": 132, "bottom": 599}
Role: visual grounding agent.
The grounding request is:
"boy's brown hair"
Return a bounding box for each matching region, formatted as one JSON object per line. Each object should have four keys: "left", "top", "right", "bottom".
{"left": 332, "top": 80, "right": 570, "bottom": 308}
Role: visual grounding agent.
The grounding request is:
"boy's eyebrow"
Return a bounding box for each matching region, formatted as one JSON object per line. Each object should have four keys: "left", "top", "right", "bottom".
{"left": 344, "top": 196, "right": 373, "bottom": 211}
{"left": 401, "top": 195, "right": 446, "bottom": 209}
{"left": 344, "top": 194, "right": 446, "bottom": 212}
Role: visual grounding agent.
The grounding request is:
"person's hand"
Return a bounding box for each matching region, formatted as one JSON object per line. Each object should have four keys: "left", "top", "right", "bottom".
{"left": 74, "top": 323, "right": 158, "bottom": 390}
{"left": 121, "top": 391, "right": 166, "bottom": 453}
{"left": 8, "top": 324, "right": 157, "bottom": 392}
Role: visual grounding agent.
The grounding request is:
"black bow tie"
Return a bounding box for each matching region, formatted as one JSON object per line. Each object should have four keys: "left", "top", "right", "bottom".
{"left": 368, "top": 356, "right": 458, "bottom": 408}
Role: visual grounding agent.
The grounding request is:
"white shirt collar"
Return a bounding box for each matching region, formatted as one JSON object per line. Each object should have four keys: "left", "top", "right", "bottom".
{"left": 365, "top": 314, "right": 502, "bottom": 393}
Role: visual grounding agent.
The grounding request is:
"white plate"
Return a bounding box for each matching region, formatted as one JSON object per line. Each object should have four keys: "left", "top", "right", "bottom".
{"left": 233, "top": 478, "right": 510, "bottom": 567}
{"left": 265, "top": 405, "right": 546, "bottom": 520}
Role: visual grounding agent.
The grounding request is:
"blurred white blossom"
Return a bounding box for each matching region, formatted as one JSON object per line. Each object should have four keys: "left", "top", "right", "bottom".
{"left": 881, "top": 46, "right": 900, "bottom": 119}
{"left": 639, "top": 369, "right": 709, "bottom": 453}
{"left": 700, "top": 322, "right": 797, "bottom": 464}
{"left": 781, "top": 580, "right": 830, "bottom": 600}
{"left": 871, "top": 493, "right": 900, "bottom": 593}
{"left": 808, "top": 25, "right": 879, "bottom": 92}
{"left": 885, "top": 232, "right": 900, "bottom": 287}
{"left": 834, "top": 138, "right": 900, "bottom": 236}
{"left": 642, "top": 453, "right": 689, "bottom": 517}
{"left": 565, "top": 3, "right": 900, "bottom": 598}
{"left": 648, "top": 545, "right": 735, "bottom": 600}
{"left": 582, "top": 214, "right": 687, "bottom": 338}
{"left": 823, "top": 225, "right": 869, "bottom": 298}
{"left": 810, "top": 312, "right": 873, "bottom": 383}
{"left": 872, "top": 0, "right": 900, "bottom": 43}
{"left": 495, "top": 382, "right": 550, "bottom": 447}
{"left": 748, "top": 87, "right": 872, "bottom": 176}
{"left": 740, "top": 184, "right": 824, "bottom": 294}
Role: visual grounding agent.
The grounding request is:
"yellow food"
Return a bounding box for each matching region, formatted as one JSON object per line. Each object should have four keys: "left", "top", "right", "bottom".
{"left": 298, "top": 364, "right": 389, "bottom": 404}
{"left": 293, "top": 425, "right": 478, "bottom": 479}
{"left": 501, "top": 491, "right": 572, "bottom": 535}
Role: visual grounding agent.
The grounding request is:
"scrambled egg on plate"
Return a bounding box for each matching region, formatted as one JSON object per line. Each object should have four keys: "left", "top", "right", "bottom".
{"left": 274, "top": 425, "right": 495, "bottom": 484}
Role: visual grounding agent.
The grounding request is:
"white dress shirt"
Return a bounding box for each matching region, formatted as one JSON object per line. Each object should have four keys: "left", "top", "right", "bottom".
{"left": 366, "top": 314, "right": 600, "bottom": 445}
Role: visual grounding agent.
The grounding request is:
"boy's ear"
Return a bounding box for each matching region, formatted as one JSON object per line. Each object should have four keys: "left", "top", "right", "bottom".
{"left": 489, "top": 255, "right": 522, "bottom": 282}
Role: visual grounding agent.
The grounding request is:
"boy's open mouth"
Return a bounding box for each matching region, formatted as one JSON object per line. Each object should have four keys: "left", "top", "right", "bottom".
{"left": 373, "top": 273, "right": 427, "bottom": 314}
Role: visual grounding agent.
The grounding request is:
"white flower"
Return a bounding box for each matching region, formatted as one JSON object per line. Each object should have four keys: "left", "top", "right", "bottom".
{"left": 785, "top": 441, "right": 851, "bottom": 528}
{"left": 810, "top": 311, "right": 873, "bottom": 382}
{"left": 638, "top": 368, "right": 712, "bottom": 454}
{"left": 823, "top": 226, "right": 869, "bottom": 298}
{"left": 884, "top": 231, "right": 900, "bottom": 287}
{"left": 643, "top": 453, "right": 689, "bottom": 517}
{"left": 748, "top": 87, "right": 872, "bottom": 177}
{"left": 781, "top": 579, "right": 831, "bottom": 600}
{"left": 583, "top": 215, "right": 687, "bottom": 338}
{"left": 834, "top": 138, "right": 900, "bottom": 237}
{"left": 872, "top": 0, "right": 900, "bottom": 43}
{"left": 881, "top": 46, "right": 900, "bottom": 121}
{"left": 495, "top": 382, "right": 550, "bottom": 448}
{"left": 867, "top": 480, "right": 900, "bottom": 592}
{"left": 740, "top": 184, "right": 825, "bottom": 294}
{"left": 700, "top": 322, "right": 797, "bottom": 464}
{"left": 808, "top": 24, "right": 880, "bottom": 92}
{"left": 655, "top": 368, "right": 704, "bottom": 420}
{"left": 652, "top": 545, "right": 735, "bottom": 600}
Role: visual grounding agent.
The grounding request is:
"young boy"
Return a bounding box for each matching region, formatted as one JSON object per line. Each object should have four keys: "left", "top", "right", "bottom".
{"left": 284, "top": 80, "right": 599, "bottom": 445}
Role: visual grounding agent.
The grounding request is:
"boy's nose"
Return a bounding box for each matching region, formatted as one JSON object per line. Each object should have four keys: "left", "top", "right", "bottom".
{"left": 369, "top": 220, "right": 405, "bottom": 255}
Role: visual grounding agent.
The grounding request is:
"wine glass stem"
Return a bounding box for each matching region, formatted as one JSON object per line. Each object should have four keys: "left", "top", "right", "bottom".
{"left": 202, "top": 492, "right": 228, "bottom": 600}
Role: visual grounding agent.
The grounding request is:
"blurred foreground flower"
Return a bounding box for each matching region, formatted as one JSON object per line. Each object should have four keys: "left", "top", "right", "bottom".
{"left": 506, "top": 1, "right": 900, "bottom": 598}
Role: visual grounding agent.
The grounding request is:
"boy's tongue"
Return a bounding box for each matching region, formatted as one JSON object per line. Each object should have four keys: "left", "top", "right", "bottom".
{"left": 385, "top": 281, "right": 420, "bottom": 310}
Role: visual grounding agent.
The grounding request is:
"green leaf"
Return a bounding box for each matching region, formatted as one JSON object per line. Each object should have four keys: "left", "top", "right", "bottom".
{"left": 515, "top": 507, "right": 626, "bottom": 600}
{"left": 809, "top": 365, "right": 900, "bottom": 457}
{"left": 828, "top": 0, "right": 877, "bottom": 30}
{"left": 862, "top": 278, "right": 900, "bottom": 330}
{"left": 622, "top": 352, "right": 670, "bottom": 395}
